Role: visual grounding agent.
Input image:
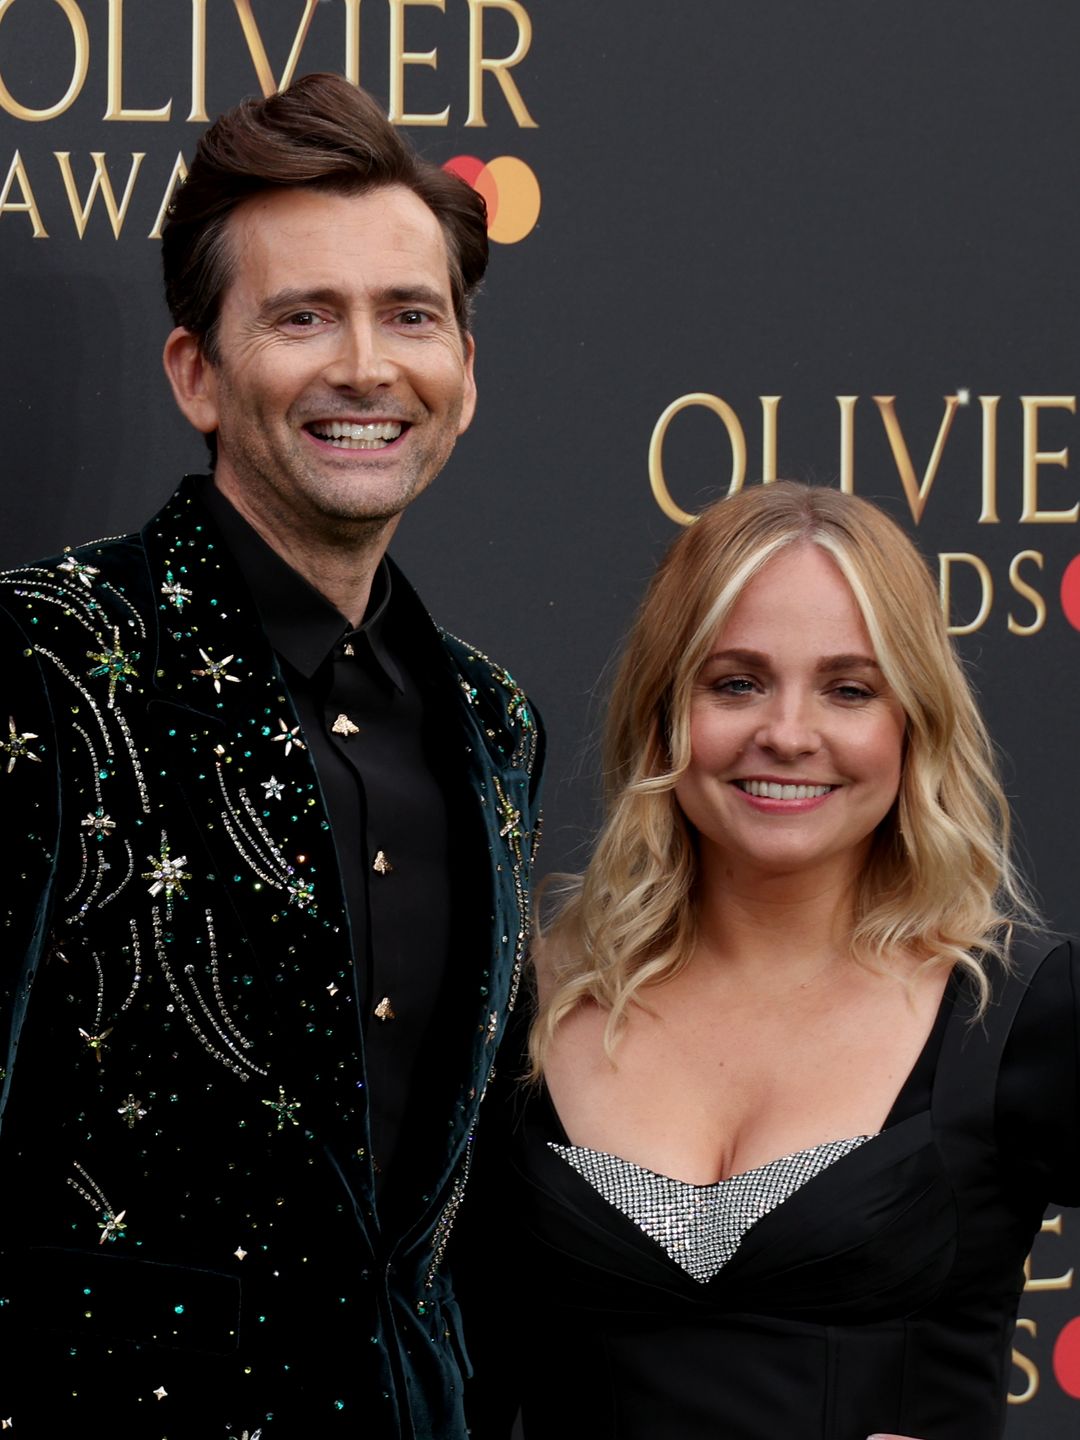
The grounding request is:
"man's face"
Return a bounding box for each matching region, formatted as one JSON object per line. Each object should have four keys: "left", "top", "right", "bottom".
{"left": 167, "top": 184, "right": 476, "bottom": 542}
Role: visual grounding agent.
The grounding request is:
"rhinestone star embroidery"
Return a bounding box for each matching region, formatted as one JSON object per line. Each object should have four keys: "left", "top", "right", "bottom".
{"left": 191, "top": 648, "right": 241, "bottom": 694}
{"left": 79, "top": 1026, "right": 112, "bottom": 1063}
{"left": 286, "top": 876, "right": 315, "bottom": 911}
{"left": 87, "top": 628, "right": 140, "bottom": 706}
{"left": 142, "top": 842, "right": 191, "bottom": 906}
{"left": 261, "top": 776, "right": 284, "bottom": 801}
{"left": 118, "top": 1094, "right": 147, "bottom": 1128}
{"left": 153, "top": 1385, "right": 167, "bottom": 1400}
{"left": 98, "top": 1209, "right": 127, "bottom": 1244}
{"left": 233, "top": 1246, "right": 248, "bottom": 1261}
{"left": 161, "top": 571, "right": 193, "bottom": 609}
{"left": 271, "top": 717, "right": 306, "bottom": 755}
{"left": 262, "top": 1086, "right": 301, "bottom": 1130}
{"left": 493, "top": 778, "right": 525, "bottom": 863}
{"left": 81, "top": 807, "right": 116, "bottom": 840}
{"left": 59, "top": 555, "right": 99, "bottom": 587}
{"left": 1, "top": 716, "right": 41, "bottom": 774}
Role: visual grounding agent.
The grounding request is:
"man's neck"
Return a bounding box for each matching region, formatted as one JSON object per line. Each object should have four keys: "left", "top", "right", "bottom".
{"left": 213, "top": 475, "right": 398, "bottom": 627}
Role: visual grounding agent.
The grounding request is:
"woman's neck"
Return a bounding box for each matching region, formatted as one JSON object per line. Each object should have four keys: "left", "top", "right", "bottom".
{"left": 692, "top": 856, "right": 862, "bottom": 988}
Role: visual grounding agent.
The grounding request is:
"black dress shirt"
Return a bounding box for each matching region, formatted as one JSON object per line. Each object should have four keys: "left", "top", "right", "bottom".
{"left": 202, "top": 480, "right": 459, "bottom": 1199}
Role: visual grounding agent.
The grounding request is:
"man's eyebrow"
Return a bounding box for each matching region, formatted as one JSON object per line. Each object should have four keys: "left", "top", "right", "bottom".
{"left": 258, "top": 286, "right": 343, "bottom": 316}
{"left": 375, "top": 284, "right": 452, "bottom": 310}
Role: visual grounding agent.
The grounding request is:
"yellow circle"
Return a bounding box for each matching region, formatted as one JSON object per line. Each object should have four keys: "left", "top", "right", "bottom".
{"left": 485, "top": 156, "right": 541, "bottom": 245}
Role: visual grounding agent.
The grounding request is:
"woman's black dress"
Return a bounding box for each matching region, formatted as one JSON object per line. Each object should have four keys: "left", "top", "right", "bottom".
{"left": 496, "top": 939, "right": 1078, "bottom": 1440}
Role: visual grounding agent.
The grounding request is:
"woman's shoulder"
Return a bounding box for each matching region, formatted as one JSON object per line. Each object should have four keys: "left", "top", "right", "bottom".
{"left": 1003, "top": 933, "right": 1078, "bottom": 1020}
{"left": 994, "top": 934, "right": 1080, "bottom": 1199}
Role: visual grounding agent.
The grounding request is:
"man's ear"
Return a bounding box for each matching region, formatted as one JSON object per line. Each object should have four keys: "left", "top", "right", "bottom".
{"left": 457, "top": 331, "right": 477, "bottom": 437}
{"left": 163, "top": 327, "right": 220, "bottom": 435}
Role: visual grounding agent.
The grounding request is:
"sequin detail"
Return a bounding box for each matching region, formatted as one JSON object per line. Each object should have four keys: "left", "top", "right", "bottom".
{"left": 550, "top": 1135, "right": 874, "bottom": 1283}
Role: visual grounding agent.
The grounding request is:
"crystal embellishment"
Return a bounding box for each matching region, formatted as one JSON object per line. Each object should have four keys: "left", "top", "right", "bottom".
{"left": 550, "top": 1134, "right": 874, "bottom": 1283}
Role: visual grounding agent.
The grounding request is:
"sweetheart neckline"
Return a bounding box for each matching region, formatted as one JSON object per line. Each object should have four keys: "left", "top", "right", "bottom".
{"left": 537, "top": 970, "right": 956, "bottom": 1184}
{"left": 547, "top": 1131, "right": 879, "bottom": 1191}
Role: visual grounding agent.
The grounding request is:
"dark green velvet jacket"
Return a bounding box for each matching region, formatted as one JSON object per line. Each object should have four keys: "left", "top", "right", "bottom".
{"left": 0, "top": 479, "right": 543, "bottom": 1439}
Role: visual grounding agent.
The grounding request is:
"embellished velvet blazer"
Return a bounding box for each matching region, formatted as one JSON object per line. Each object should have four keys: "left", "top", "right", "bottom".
{"left": 0, "top": 478, "right": 543, "bottom": 1440}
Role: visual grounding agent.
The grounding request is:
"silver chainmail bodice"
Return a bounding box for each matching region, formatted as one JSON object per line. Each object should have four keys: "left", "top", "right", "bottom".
{"left": 549, "top": 1135, "right": 875, "bottom": 1283}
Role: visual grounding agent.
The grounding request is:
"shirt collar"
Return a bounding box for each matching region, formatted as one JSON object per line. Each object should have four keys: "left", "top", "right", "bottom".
{"left": 199, "top": 477, "right": 404, "bottom": 691}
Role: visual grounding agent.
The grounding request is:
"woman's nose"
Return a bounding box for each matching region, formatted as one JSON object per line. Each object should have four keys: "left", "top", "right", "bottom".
{"left": 753, "top": 691, "right": 821, "bottom": 758}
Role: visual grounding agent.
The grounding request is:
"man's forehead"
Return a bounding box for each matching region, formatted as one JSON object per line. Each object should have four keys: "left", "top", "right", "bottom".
{"left": 221, "top": 183, "right": 454, "bottom": 301}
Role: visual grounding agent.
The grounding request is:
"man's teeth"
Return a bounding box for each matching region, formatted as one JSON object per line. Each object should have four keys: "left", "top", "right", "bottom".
{"left": 311, "top": 420, "right": 403, "bottom": 449}
{"left": 738, "top": 781, "right": 834, "bottom": 800}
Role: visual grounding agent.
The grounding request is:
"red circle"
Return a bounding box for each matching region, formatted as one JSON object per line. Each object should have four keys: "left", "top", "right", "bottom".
{"left": 443, "top": 155, "right": 500, "bottom": 228}
{"left": 1053, "top": 1315, "right": 1080, "bottom": 1398}
{"left": 442, "top": 155, "right": 486, "bottom": 188}
{"left": 1061, "top": 554, "right": 1080, "bottom": 631}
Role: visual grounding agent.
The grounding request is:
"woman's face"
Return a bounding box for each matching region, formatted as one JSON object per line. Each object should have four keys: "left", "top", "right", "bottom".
{"left": 673, "top": 543, "right": 906, "bottom": 890}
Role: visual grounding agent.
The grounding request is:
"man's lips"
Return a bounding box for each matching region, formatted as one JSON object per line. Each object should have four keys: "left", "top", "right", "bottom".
{"left": 732, "top": 779, "right": 837, "bottom": 800}
{"left": 304, "top": 419, "right": 408, "bottom": 450}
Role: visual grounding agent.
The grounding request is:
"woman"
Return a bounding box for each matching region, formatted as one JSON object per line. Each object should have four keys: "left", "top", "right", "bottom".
{"left": 502, "top": 482, "right": 1073, "bottom": 1439}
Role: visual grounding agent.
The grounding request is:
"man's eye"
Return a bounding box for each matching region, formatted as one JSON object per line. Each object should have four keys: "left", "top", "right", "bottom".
{"left": 397, "top": 309, "right": 431, "bottom": 326}
{"left": 283, "top": 311, "right": 322, "bottom": 327}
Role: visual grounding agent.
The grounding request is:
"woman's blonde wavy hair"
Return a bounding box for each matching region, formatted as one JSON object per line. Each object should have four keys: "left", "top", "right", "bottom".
{"left": 531, "top": 481, "right": 1032, "bottom": 1073}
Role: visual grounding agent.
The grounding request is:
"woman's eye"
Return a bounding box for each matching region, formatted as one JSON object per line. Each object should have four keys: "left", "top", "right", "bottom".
{"left": 713, "top": 676, "right": 757, "bottom": 695}
{"left": 833, "top": 683, "right": 873, "bottom": 701}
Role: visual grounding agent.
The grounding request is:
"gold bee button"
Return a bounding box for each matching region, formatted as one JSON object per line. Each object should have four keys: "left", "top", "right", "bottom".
{"left": 372, "top": 850, "right": 393, "bottom": 875}
{"left": 331, "top": 713, "right": 360, "bottom": 738}
{"left": 374, "top": 996, "right": 396, "bottom": 1022}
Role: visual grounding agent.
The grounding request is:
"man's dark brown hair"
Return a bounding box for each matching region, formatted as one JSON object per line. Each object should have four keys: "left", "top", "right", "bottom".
{"left": 162, "top": 72, "right": 489, "bottom": 360}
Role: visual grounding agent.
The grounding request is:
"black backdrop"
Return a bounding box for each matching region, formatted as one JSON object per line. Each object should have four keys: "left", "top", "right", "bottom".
{"left": 2, "top": 0, "right": 1080, "bottom": 1424}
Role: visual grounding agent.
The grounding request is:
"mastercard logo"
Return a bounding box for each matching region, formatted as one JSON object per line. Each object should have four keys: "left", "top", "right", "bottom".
{"left": 1062, "top": 555, "right": 1080, "bottom": 631}
{"left": 1054, "top": 1315, "right": 1080, "bottom": 1398}
{"left": 443, "top": 155, "right": 541, "bottom": 244}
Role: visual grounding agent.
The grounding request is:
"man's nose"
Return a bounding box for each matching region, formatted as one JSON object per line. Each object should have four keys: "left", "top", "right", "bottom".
{"left": 324, "top": 319, "right": 399, "bottom": 392}
{"left": 754, "top": 690, "right": 821, "bottom": 757}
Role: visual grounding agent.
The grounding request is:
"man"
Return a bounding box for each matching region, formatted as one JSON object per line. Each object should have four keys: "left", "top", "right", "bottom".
{"left": 0, "top": 74, "right": 541, "bottom": 1439}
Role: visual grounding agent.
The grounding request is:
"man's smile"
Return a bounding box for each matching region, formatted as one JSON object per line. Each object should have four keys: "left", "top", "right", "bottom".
{"left": 304, "top": 419, "right": 407, "bottom": 450}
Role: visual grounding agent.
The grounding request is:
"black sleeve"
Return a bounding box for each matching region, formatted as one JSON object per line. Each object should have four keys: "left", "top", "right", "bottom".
{"left": 0, "top": 602, "right": 62, "bottom": 1133}
{"left": 455, "top": 1002, "right": 533, "bottom": 1439}
{"left": 995, "top": 938, "right": 1080, "bottom": 1206}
